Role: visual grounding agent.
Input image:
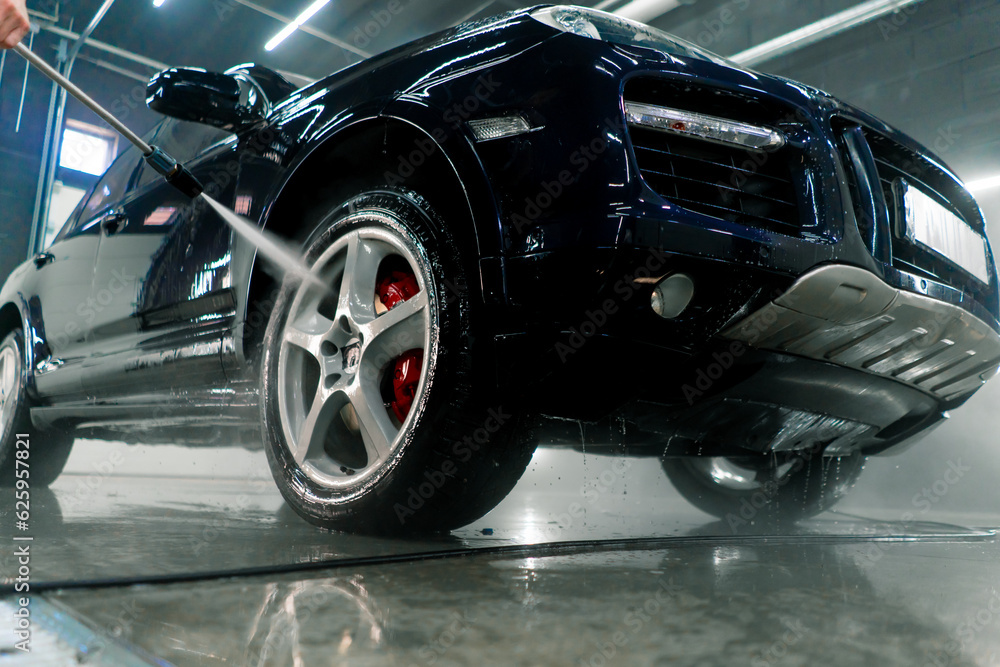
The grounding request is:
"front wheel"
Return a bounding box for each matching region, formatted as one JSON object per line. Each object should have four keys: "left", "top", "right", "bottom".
{"left": 662, "top": 451, "right": 866, "bottom": 527}
{"left": 0, "top": 330, "right": 74, "bottom": 487}
{"left": 260, "top": 189, "right": 535, "bottom": 534}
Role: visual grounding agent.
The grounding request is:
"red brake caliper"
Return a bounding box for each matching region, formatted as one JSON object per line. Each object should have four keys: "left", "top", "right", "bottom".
{"left": 390, "top": 349, "right": 423, "bottom": 423}
{"left": 377, "top": 271, "right": 423, "bottom": 422}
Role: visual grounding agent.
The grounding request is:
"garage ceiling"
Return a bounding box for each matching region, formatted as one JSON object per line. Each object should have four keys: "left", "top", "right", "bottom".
{"left": 39, "top": 0, "right": 544, "bottom": 81}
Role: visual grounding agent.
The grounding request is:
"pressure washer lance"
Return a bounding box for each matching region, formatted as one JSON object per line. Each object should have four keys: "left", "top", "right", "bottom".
{"left": 13, "top": 42, "right": 204, "bottom": 199}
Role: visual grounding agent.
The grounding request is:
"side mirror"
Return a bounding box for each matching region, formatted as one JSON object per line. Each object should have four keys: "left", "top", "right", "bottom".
{"left": 147, "top": 67, "right": 261, "bottom": 131}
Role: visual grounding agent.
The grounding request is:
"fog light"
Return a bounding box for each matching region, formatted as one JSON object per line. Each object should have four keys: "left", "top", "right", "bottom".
{"left": 625, "top": 102, "right": 785, "bottom": 151}
{"left": 651, "top": 273, "right": 694, "bottom": 319}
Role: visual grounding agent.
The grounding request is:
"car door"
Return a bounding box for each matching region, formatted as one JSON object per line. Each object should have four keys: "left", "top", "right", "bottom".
{"left": 28, "top": 146, "right": 143, "bottom": 401}
{"left": 82, "top": 118, "right": 238, "bottom": 398}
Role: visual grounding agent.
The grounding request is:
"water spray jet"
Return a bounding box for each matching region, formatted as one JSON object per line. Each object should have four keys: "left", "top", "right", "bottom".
{"left": 199, "top": 194, "right": 327, "bottom": 291}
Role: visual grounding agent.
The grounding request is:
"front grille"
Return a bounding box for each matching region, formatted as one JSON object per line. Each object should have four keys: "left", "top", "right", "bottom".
{"left": 624, "top": 77, "right": 812, "bottom": 237}
{"left": 629, "top": 126, "right": 802, "bottom": 235}
{"left": 862, "top": 129, "right": 992, "bottom": 299}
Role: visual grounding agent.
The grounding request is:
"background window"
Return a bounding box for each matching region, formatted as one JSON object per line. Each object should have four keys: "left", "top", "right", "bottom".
{"left": 59, "top": 119, "right": 119, "bottom": 176}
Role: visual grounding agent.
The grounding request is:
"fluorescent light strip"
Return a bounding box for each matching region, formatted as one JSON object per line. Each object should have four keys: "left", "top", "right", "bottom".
{"left": 265, "top": 0, "right": 330, "bottom": 52}
{"left": 614, "top": 0, "right": 681, "bottom": 23}
{"left": 731, "top": 0, "right": 922, "bottom": 67}
{"left": 967, "top": 175, "right": 1000, "bottom": 194}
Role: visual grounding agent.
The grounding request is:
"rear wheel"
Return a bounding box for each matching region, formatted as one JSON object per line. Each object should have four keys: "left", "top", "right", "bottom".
{"left": 260, "top": 189, "right": 535, "bottom": 534}
{"left": 662, "top": 451, "right": 865, "bottom": 527}
{"left": 0, "top": 331, "right": 74, "bottom": 487}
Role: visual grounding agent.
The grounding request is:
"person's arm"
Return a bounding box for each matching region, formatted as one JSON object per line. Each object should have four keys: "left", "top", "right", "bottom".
{"left": 0, "top": 0, "right": 29, "bottom": 49}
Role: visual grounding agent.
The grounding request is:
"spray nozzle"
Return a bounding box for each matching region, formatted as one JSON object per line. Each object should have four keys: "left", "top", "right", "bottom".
{"left": 144, "top": 146, "right": 205, "bottom": 199}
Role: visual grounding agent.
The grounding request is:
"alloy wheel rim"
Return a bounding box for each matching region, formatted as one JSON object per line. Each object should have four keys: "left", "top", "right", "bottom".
{"left": 276, "top": 218, "right": 434, "bottom": 489}
{"left": 693, "top": 457, "right": 796, "bottom": 491}
{"left": 0, "top": 345, "right": 20, "bottom": 437}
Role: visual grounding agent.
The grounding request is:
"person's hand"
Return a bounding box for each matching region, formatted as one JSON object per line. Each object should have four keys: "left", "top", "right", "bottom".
{"left": 0, "top": 0, "right": 29, "bottom": 49}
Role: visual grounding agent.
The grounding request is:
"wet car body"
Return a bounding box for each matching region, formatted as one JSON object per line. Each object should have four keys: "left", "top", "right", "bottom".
{"left": 1, "top": 6, "right": 997, "bottom": 465}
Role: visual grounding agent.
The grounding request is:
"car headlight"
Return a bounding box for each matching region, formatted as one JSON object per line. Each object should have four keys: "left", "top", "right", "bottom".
{"left": 532, "top": 6, "right": 604, "bottom": 40}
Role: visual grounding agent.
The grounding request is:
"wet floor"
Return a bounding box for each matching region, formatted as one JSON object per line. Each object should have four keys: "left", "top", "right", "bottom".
{"left": 9, "top": 535, "right": 1000, "bottom": 666}
{"left": 1, "top": 418, "right": 999, "bottom": 665}
{"left": 6, "top": 441, "right": 995, "bottom": 587}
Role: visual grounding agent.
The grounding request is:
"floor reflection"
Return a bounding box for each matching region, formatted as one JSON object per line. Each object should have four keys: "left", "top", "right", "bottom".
{"left": 49, "top": 537, "right": 999, "bottom": 666}
{"left": 2, "top": 444, "right": 997, "bottom": 587}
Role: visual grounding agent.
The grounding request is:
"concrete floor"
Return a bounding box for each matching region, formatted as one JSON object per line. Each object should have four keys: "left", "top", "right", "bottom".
{"left": 1, "top": 443, "right": 998, "bottom": 665}
{"left": 47, "top": 539, "right": 1000, "bottom": 666}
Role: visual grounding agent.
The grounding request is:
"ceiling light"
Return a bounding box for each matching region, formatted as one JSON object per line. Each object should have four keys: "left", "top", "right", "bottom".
{"left": 967, "top": 175, "right": 1000, "bottom": 194}
{"left": 265, "top": 0, "right": 330, "bottom": 52}
{"left": 614, "top": 0, "right": 681, "bottom": 23}
{"left": 731, "top": 0, "right": 923, "bottom": 67}
{"left": 153, "top": 0, "right": 166, "bottom": 6}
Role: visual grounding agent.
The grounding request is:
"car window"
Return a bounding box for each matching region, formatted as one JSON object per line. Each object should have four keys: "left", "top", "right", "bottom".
{"left": 51, "top": 143, "right": 143, "bottom": 244}
{"left": 82, "top": 143, "right": 144, "bottom": 218}
{"left": 136, "top": 118, "right": 231, "bottom": 189}
{"left": 47, "top": 188, "right": 91, "bottom": 246}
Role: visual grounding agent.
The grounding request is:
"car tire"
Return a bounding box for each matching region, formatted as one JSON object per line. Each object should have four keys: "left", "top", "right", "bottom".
{"left": 260, "top": 189, "right": 535, "bottom": 534}
{"left": 661, "top": 450, "right": 865, "bottom": 526}
{"left": 0, "top": 330, "right": 74, "bottom": 487}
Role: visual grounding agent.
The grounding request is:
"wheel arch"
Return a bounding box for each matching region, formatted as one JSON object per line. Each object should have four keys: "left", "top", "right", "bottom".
{"left": 240, "top": 114, "right": 506, "bottom": 365}
{"left": 0, "top": 303, "right": 21, "bottom": 339}
{"left": 259, "top": 114, "right": 503, "bottom": 257}
{"left": 0, "top": 300, "right": 38, "bottom": 397}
